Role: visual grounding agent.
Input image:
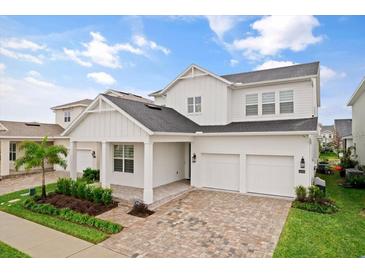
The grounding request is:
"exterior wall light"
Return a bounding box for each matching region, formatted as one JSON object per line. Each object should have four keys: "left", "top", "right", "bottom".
{"left": 300, "top": 157, "right": 305, "bottom": 169}
{"left": 192, "top": 153, "right": 197, "bottom": 163}
{"left": 92, "top": 151, "right": 96, "bottom": 158}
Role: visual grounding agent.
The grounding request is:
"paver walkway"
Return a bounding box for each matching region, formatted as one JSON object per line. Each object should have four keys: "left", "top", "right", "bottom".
{"left": 0, "top": 211, "right": 125, "bottom": 258}
{"left": 0, "top": 171, "right": 68, "bottom": 196}
{"left": 100, "top": 189, "right": 292, "bottom": 258}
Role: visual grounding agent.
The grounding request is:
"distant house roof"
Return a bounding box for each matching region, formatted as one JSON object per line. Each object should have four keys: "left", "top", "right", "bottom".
{"left": 51, "top": 99, "right": 93, "bottom": 110}
{"left": 104, "top": 89, "right": 153, "bottom": 103}
{"left": 0, "top": 120, "right": 64, "bottom": 137}
{"left": 150, "top": 61, "right": 320, "bottom": 97}
{"left": 103, "top": 94, "right": 318, "bottom": 134}
{"left": 348, "top": 77, "right": 365, "bottom": 106}
{"left": 320, "top": 125, "right": 334, "bottom": 134}
{"left": 334, "top": 119, "right": 352, "bottom": 139}
{"left": 220, "top": 62, "right": 320, "bottom": 84}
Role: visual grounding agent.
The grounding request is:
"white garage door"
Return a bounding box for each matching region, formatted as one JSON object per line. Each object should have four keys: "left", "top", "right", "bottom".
{"left": 247, "top": 155, "right": 294, "bottom": 197}
{"left": 201, "top": 153, "right": 240, "bottom": 191}
{"left": 77, "top": 150, "right": 93, "bottom": 173}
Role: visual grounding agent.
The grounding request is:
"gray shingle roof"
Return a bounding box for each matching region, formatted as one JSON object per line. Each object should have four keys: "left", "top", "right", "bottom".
{"left": 334, "top": 119, "right": 352, "bottom": 139}
{"left": 51, "top": 99, "right": 92, "bottom": 110}
{"left": 0, "top": 121, "right": 64, "bottom": 137}
{"left": 105, "top": 89, "right": 153, "bottom": 103}
{"left": 320, "top": 125, "right": 334, "bottom": 134}
{"left": 220, "top": 61, "right": 319, "bottom": 84}
{"left": 103, "top": 94, "right": 318, "bottom": 133}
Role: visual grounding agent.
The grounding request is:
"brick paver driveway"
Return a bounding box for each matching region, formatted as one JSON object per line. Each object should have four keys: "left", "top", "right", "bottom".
{"left": 100, "top": 190, "right": 291, "bottom": 258}
{"left": 0, "top": 171, "right": 68, "bottom": 195}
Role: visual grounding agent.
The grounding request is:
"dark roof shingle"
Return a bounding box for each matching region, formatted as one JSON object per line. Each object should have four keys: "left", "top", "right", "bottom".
{"left": 334, "top": 119, "right": 352, "bottom": 138}
{"left": 103, "top": 94, "right": 318, "bottom": 134}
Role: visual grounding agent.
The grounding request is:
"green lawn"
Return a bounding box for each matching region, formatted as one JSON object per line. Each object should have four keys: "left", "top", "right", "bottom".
{"left": 0, "top": 184, "right": 109, "bottom": 244}
{"left": 320, "top": 151, "right": 339, "bottom": 162}
{"left": 274, "top": 172, "right": 365, "bottom": 258}
{"left": 0, "top": 241, "right": 30, "bottom": 258}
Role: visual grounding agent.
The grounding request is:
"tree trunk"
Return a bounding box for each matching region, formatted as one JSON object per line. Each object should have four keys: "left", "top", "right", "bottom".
{"left": 41, "top": 161, "right": 46, "bottom": 198}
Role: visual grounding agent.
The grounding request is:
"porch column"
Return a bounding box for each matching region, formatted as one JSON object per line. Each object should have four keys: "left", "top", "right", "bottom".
{"left": 0, "top": 140, "right": 10, "bottom": 177}
{"left": 143, "top": 142, "right": 153, "bottom": 204}
{"left": 100, "top": 141, "right": 110, "bottom": 188}
{"left": 69, "top": 141, "right": 77, "bottom": 180}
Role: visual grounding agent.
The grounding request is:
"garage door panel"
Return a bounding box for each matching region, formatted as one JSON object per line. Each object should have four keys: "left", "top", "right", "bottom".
{"left": 247, "top": 155, "right": 294, "bottom": 197}
{"left": 201, "top": 154, "right": 240, "bottom": 191}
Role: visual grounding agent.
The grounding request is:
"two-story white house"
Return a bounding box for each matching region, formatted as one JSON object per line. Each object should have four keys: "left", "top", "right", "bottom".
{"left": 62, "top": 61, "right": 320, "bottom": 204}
{"left": 319, "top": 124, "right": 334, "bottom": 147}
{"left": 348, "top": 77, "right": 365, "bottom": 166}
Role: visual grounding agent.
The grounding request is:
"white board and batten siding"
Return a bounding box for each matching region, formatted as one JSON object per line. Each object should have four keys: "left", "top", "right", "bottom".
{"left": 352, "top": 91, "right": 365, "bottom": 165}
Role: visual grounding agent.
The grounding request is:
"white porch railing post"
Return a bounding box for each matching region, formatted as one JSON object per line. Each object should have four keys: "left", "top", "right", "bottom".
{"left": 143, "top": 142, "right": 154, "bottom": 204}
{"left": 0, "top": 140, "right": 10, "bottom": 177}
{"left": 100, "top": 141, "right": 109, "bottom": 188}
{"left": 69, "top": 141, "right": 77, "bottom": 180}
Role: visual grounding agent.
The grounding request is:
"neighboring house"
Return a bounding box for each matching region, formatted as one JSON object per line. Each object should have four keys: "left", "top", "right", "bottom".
{"left": 319, "top": 124, "right": 334, "bottom": 146}
{"left": 334, "top": 119, "right": 353, "bottom": 151}
{"left": 62, "top": 61, "right": 320, "bottom": 203}
{"left": 0, "top": 121, "right": 64, "bottom": 178}
{"left": 348, "top": 77, "right": 365, "bottom": 165}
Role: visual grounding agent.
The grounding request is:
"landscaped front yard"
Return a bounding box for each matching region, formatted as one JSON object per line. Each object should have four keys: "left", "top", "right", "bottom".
{"left": 274, "top": 172, "right": 365, "bottom": 258}
{"left": 0, "top": 241, "right": 30, "bottom": 258}
{"left": 0, "top": 182, "right": 121, "bottom": 244}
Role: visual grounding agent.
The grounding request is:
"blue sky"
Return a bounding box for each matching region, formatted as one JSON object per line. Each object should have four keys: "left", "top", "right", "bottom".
{"left": 1, "top": 15, "right": 364, "bottom": 124}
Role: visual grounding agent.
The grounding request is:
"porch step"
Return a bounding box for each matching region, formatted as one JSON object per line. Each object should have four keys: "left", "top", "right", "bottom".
{"left": 149, "top": 186, "right": 194, "bottom": 210}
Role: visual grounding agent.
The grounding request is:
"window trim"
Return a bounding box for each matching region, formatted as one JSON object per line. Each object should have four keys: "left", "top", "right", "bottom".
{"left": 113, "top": 144, "right": 134, "bottom": 173}
{"left": 9, "top": 143, "right": 16, "bottom": 161}
{"left": 187, "top": 96, "right": 202, "bottom": 114}
{"left": 64, "top": 111, "right": 71, "bottom": 123}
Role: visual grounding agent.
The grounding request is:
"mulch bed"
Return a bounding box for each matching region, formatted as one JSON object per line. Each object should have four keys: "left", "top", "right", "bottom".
{"left": 37, "top": 193, "right": 118, "bottom": 216}
{"left": 128, "top": 208, "right": 155, "bottom": 218}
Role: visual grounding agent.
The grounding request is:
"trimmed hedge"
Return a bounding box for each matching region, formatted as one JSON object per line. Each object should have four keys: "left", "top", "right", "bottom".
{"left": 23, "top": 198, "right": 122, "bottom": 234}
{"left": 83, "top": 168, "right": 100, "bottom": 183}
{"left": 56, "top": 178, "right": 113, "bottom": 205}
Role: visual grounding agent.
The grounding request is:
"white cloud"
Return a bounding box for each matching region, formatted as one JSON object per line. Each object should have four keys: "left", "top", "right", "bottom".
{"left": 0, "top": 63, "right": 5, "bottom": 73}
{"left": 0, "top": 47, "right": 43, "bottom": 64}
{"left": 232, "top": 16, "right": 323, "bottom": 59}
{"left": 87, "top": 72, "right": 116, "bottom": 85}
{"left": 206, "top": 16, "right": 243, "bottom": 39}
{"left": 132, "top": 35, "right": 170, "bottom": 55}
{"left": 27, "top": 70, "right": 41, "bottom": 78}
{"left": 23, "top": 70, "right": 55, "bottom": 88}
{"left": 320, "top": 65, "right": 346, "bottom": 83}
{"left": 0, "top": 38, "right": 46, "bottom": 51}
{"left": 255, "top": 60, "right": 297, "bottom": 70}
{"left": 64, "top": 31, "right": 143, "bottom": 69}
{"left": 229, "top": 59, "right": 239, "bottom": 67}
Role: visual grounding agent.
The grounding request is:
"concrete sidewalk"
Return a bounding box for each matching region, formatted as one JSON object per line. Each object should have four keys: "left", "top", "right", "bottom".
{"left": 0, "top": 211, "right": 126, "bottom": 258}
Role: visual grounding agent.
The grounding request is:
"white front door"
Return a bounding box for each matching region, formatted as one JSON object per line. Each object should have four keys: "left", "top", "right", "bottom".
{"left": 247, "top": 155, "right": 294, "bottom": 197}
{"left": 77, "top": 150, "right": 93, "bottom": 173}
{"left": 201, "top": 153, "right": 240, "bottom": 191}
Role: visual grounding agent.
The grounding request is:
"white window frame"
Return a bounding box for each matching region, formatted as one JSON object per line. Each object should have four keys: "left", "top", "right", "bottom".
{"left": 113, "top": 144, "right": 134, "bottom": 173}
{"left": 187, "top": 96, "right": 202, "bottom": 114}
{"left": 245, "top": 93, "right": 259, "bottom": 116}
{"left": 64, "top": 111, "right": 71, "bottom": 122}
{"left": 9, "top": 143, "right": 16, "bottom": 161}
{"left": 279, "top": 90, "right": 294, "bottom": 114}
{"left": 262, "top": 92, "right": 276, "bottom": 115}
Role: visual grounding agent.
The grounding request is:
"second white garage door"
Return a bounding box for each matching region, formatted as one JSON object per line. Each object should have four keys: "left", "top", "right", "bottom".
{"left": 247, "top": 155, "right": 294, "bottom": 197}
{"left": 77, "top": 150, "right": 93, "bottom": 173}
{"left": 201, "top": 153, "right": 240, "bottom": 191}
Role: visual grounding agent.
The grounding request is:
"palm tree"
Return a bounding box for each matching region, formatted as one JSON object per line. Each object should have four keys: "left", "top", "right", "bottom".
{"left": 15, "top": 136, "right": 67, "bottom": 198}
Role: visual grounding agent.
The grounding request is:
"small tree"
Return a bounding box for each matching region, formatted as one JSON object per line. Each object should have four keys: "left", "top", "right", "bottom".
{"left": 15, "top": 136, "right": 67, "bottom": 198}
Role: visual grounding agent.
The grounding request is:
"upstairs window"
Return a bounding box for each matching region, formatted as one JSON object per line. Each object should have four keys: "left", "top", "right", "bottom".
{"left": 9, "top": 143, "right": 16, "bottom": 161}
{"left": 113, "top": 144, "right": 134, "bottom": 173}
{"left": 280, "top": 90, "right": 294, "bottom": 114}
{"left": 262, "top": 92, "right": 275, "bottom": 115}
{"left": 187, "top": 96, "right": 202, "bottom": 113}
{"left": 64, "top": 111, "right": 71, "bottom": 122}
{"left": 245, "top": 94, "right": 258, "bottom": 116}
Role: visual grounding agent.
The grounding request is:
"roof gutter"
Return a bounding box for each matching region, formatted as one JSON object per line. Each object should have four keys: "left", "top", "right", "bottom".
{"left": 152, "top": 130, "right": 318, "bottom": 137}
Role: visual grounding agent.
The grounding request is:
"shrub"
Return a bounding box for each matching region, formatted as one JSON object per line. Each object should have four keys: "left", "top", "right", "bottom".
{"left": 76, "top": 181, "right": 87, "bottom": 199}
{"left": 295, "top": 186, "right": 307, "bottom": 202}
{"left": 85, "top": 185, "right": 94, "bottom": 201}
{"left": 92, "top": 187, "right": 104, "bottom": 204}
{"left": 346, "top": 174, "right": 365, "bottom": 188}
{"left": 82, "top": 168, "right": 100, "bottom": 183}
{"left": 55, "top": 178, "right": 72, "bottom": 195}
{"left": 292, "top": 200, "right": 339, "bottom": 214}
{"left": 23, "top": 200, "right": 122, "bottom": 234}
{"left": 308, "top": 185, "right": 325, "bottom": 202}
{"left": 101, "top": 189, "right": 113, "bottom": 205}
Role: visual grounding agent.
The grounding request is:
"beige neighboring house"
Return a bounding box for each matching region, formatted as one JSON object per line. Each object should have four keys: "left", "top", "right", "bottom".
{"left": 348, "top": 77, "right": 365, "bottom": 165}
{"left": 0, "top": 121, "right": 65, "bottom": 178}
{"left": 319, "top": 124, "right": 334, "bottom": 146}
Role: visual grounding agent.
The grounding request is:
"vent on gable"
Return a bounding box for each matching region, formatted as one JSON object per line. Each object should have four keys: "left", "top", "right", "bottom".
{"left": 25, "top": 122, "right": 40, "bottom": 127}
{"left": 145, "top": 104, "right": 162, "bottom": 110}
